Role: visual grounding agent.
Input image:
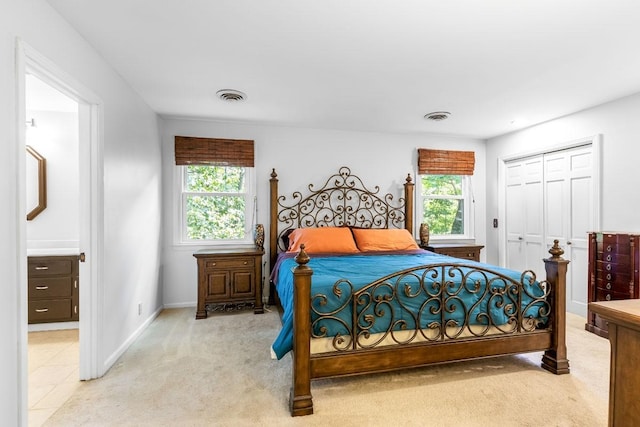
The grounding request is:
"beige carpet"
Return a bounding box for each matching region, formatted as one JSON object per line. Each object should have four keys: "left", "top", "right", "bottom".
{"left": 45, "top": 308, "right": 610, "bottom": 426}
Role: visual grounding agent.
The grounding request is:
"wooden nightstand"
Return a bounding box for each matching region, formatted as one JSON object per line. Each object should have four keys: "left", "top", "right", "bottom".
{"left": 424, "top": 243, "right": 484, "bottom": 262}
{"left": 193, "top": 248, "right": 264, "bottom": 319}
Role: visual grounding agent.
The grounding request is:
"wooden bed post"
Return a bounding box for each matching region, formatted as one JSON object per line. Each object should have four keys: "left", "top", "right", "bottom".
{"left": 541, "top": 240, "right": 571, "bottom": 375}
{"left": 269, "top": 169, "right": 279, "bottom": 271}
{"left": 404, "top": 174, "right": 414, "bottom": 234}
{"left": 290, "top": 246, "right": 314, "bottom": 416}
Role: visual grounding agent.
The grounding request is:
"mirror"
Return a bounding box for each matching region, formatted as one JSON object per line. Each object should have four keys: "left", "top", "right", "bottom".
{"left": 26, "top": 145, "right": 47, "bottom": 220}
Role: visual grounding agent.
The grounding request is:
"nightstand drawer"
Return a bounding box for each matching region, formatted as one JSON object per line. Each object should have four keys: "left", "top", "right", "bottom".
{"left": 204, "top": 257, "right": 255, "bottom": 270}
{"left": 427, "top": 244, "right": 484, "bottom": 262}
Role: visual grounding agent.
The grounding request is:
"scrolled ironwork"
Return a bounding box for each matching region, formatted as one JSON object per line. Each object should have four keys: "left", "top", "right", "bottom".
{"left": 308, "top": 263, "right": 552, "bottom": 352}
{"left": 276, "top": 167, "right": 407, "bottom": 250}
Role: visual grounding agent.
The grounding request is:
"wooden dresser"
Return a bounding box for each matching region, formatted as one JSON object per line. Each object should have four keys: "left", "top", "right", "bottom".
{"left": 588, "top": 299, "right": 640, "bottom": 426}
{"left": 193, "top": 248, "right": 264, "bottom": 319}
{"left": 586, "top": 232, "right": 640, "bottom": 338}
{"left": 28, "top": 255, "right": 79, "bottom": 324}
{"left": 424, "top": 243, "right": 484, "bottom": 262}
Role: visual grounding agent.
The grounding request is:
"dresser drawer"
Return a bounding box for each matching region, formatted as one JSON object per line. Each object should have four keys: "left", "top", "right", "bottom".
{"left": 28, "top": 299, "right": 74, "bottom": 323}
{"left": 597, "top": 242, "right": 631, "bottom": 255}
{"left": 595, "top": 289, "right": 630, "bottom": 302}
{"left": 596, "top": 252, "right": 630, "bottom": 264}
{"left": 597, "top": 280, "right": 630, "bottom": 293}
{"left": 601, "top": 233, "right": 631, "bottom": 245}
{"left": 204, "top": 257, "right": 255, "bottom": 270}
{"left": 28, "top": 277, "right": 74, "bottom": 298}
{"left": 596, "top": 261, "right": 631, "bottom": 273}
{"left": 28, "top": 258, "right": 74, "bottom": 276}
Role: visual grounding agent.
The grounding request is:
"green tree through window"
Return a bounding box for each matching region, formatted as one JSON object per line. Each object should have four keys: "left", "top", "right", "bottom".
{"left": 183, "top": 166, "right": 248, "bottom": 240}
{"left": 421, "top": 175, "right": 465, "bottom": 235}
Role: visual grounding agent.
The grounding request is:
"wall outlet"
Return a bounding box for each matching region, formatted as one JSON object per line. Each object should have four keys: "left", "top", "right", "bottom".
{"left": 137, "top": 303, "right": 142, "bottom": 315}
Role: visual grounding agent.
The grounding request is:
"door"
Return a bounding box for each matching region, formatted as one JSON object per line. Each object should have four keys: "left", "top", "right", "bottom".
{"left": 505, "top": 155, "right": 545, "bottom": 273}
{"left": 544, "top": 145, "right": 593, "bottom": 316}
{"left": 504, "top": 143, "right": 595, "bottom": 316}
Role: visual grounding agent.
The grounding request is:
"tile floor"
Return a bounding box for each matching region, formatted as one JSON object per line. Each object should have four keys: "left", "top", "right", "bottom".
{"left": 28, "top": 329, "right": 80, "bottom": 427}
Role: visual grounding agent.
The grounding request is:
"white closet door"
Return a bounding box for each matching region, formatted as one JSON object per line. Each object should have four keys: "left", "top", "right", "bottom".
{"left": 505, "top": 156, "right": 545, "bottom": 273}
{"left": 544, "top": 145, "right": 593, "bottom": 316}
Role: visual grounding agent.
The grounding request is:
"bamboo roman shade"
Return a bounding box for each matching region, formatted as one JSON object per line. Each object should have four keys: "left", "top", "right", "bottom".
{"left": 417, "top": 148, "right": 475, "bottom": 175}
{"left": 174, "top": 136, "right": 254, "bottom": 167}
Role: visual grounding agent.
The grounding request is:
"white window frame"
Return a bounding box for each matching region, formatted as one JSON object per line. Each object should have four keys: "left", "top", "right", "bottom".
{"left": 173, "top": 165, "right": 256, "bottom": 247}
{"left": 417, "top": 174, "right": 475, "bottom": 241}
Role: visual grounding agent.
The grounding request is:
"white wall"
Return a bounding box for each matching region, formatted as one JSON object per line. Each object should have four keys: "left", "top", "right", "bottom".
{"left": 26, "top": 110, "right": 80, "bottom": 253}
{"left": 485, "top": 92, "right": 640, "bottom": 265}
{"left": 160, "top": 118, "right": 487, "bottom": 307}
{"left": 0, "top": 1, "right": 163, "bottom": 424}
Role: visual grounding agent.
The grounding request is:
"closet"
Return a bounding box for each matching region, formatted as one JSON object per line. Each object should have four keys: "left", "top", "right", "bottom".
{"left": 504, "top": 143, "right": 596, "bottom": 316}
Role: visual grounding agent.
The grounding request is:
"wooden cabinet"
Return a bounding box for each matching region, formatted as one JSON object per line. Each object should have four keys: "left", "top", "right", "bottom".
{"left": 28, "top": 255, "right": 79, "bottom": 324}
{"left": 194, "top": 248, "right": 264, "bottom": 319}
{"left": 588, "top": 299, "right": 640, "bottom": 426}
{"left": 586, "top": 232, "right": 640, "bottom": 338}
{"left": 424, "top": 243, "right": 484, "bottom": 262}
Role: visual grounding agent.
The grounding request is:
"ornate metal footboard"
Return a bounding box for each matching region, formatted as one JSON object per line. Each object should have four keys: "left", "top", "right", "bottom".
{"left": 311, "top": 263, "right": 549, "bottom": 352}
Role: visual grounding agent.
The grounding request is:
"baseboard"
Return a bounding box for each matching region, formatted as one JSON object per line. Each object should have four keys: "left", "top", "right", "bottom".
{"left": 163, "top": 302, "right": 196, "bottom": 309}
{"left": 28, "top": 321, "right": 79, "bottom": 332}
{"left": 102, "top": 305, "right": 163, "bottom": 373}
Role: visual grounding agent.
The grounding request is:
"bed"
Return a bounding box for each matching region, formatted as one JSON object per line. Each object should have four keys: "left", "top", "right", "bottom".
{"left": 268, "top": 166, "right": 570, "bottom": 416}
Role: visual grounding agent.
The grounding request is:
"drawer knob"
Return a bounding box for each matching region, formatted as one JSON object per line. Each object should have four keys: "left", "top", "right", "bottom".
{"left": 243, "top": 261, "right": 248, "bottom": 265}
{"left": 212, "top": 262, "right": 216, "bottom": 266}
{"left": 606, "top": 264, "right": 612, "bottom": 271}
{"left": 35, "top": 308, "right": 49, "bottom": 313}
{"left": 606, "top": 283, "right": 612, "bottom": 290}
{"left": 35, "top": 286, "right": 49, "bottom": 290}
{"left": 607, "top": 273, "right": 612, "bottom": 280}
{"left": 605, "top": 294, "right": 611, "bottom": 301}
{"left": 35, "top": 266, "right": 49, "bottom": 271}
{"left": 606, "top": 255, "right": 612, "bottom": 261}
{"left": 606, "top": 245, "right": 612, "bottom": 252}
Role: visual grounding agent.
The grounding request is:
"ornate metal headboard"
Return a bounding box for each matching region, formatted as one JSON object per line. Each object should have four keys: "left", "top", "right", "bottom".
{"left": 269, "top": 166, "right": 414, "bottom": 269}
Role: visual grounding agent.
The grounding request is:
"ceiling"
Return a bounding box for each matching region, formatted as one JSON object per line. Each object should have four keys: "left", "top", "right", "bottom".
{"left": 46, "top": 0, "right": 640, "bottom": 139}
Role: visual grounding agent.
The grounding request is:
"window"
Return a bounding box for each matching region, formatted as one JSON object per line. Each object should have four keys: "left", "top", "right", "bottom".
{"left": 175, "top": 136, "right": 255, "bottom": 245}
{"left": 417, "top": 148, "right": 475, "bottom": 239}
{"left": 419, "top": 174, "right": 471, "bottom": 237}
{"left": 182, "top": 165, "right": 254, "bottom": 242}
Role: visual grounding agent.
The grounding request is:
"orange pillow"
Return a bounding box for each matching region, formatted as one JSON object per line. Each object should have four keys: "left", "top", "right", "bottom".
{"left": 351, "top": 228, "right": 419, "bottom": 252}
{"left": 286, "top": 227, "right": 360, "bottom": 254}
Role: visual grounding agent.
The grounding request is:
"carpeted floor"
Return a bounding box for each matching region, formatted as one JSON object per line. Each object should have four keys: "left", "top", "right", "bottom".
{"left": 45, "top": 307, "right": 610, "bottom": 426}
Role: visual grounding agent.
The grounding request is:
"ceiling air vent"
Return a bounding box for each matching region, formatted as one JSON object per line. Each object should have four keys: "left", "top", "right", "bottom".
{"left": 424, "top": 111, "right": 451, "bottom": 121}
{"left": 216, "top": 89, "right": 247, "bottom": 102}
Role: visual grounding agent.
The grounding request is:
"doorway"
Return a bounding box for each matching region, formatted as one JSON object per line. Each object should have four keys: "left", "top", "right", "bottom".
{"left": 17, "top": 40, "right": 104, "bottom": 424}
{"left": 25, "top": 73, "right": 81, "bottom": 424}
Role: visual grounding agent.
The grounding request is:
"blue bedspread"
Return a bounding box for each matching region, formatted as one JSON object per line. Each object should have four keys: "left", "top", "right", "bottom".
{"left": 271, "top": 250, "right": 543, "bottom": 359}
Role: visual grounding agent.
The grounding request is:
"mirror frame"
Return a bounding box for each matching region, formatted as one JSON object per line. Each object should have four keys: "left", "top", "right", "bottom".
{"left": 26, "top": 145, "right": 47, "bottom": 220}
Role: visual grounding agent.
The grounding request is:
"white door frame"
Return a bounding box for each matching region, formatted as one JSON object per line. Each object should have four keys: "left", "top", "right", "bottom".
{"left": 497, "top": 134, "right": 602, "bottom": 264}
{"left": 15, "top": 40, "right": 105, "bottom": 410}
